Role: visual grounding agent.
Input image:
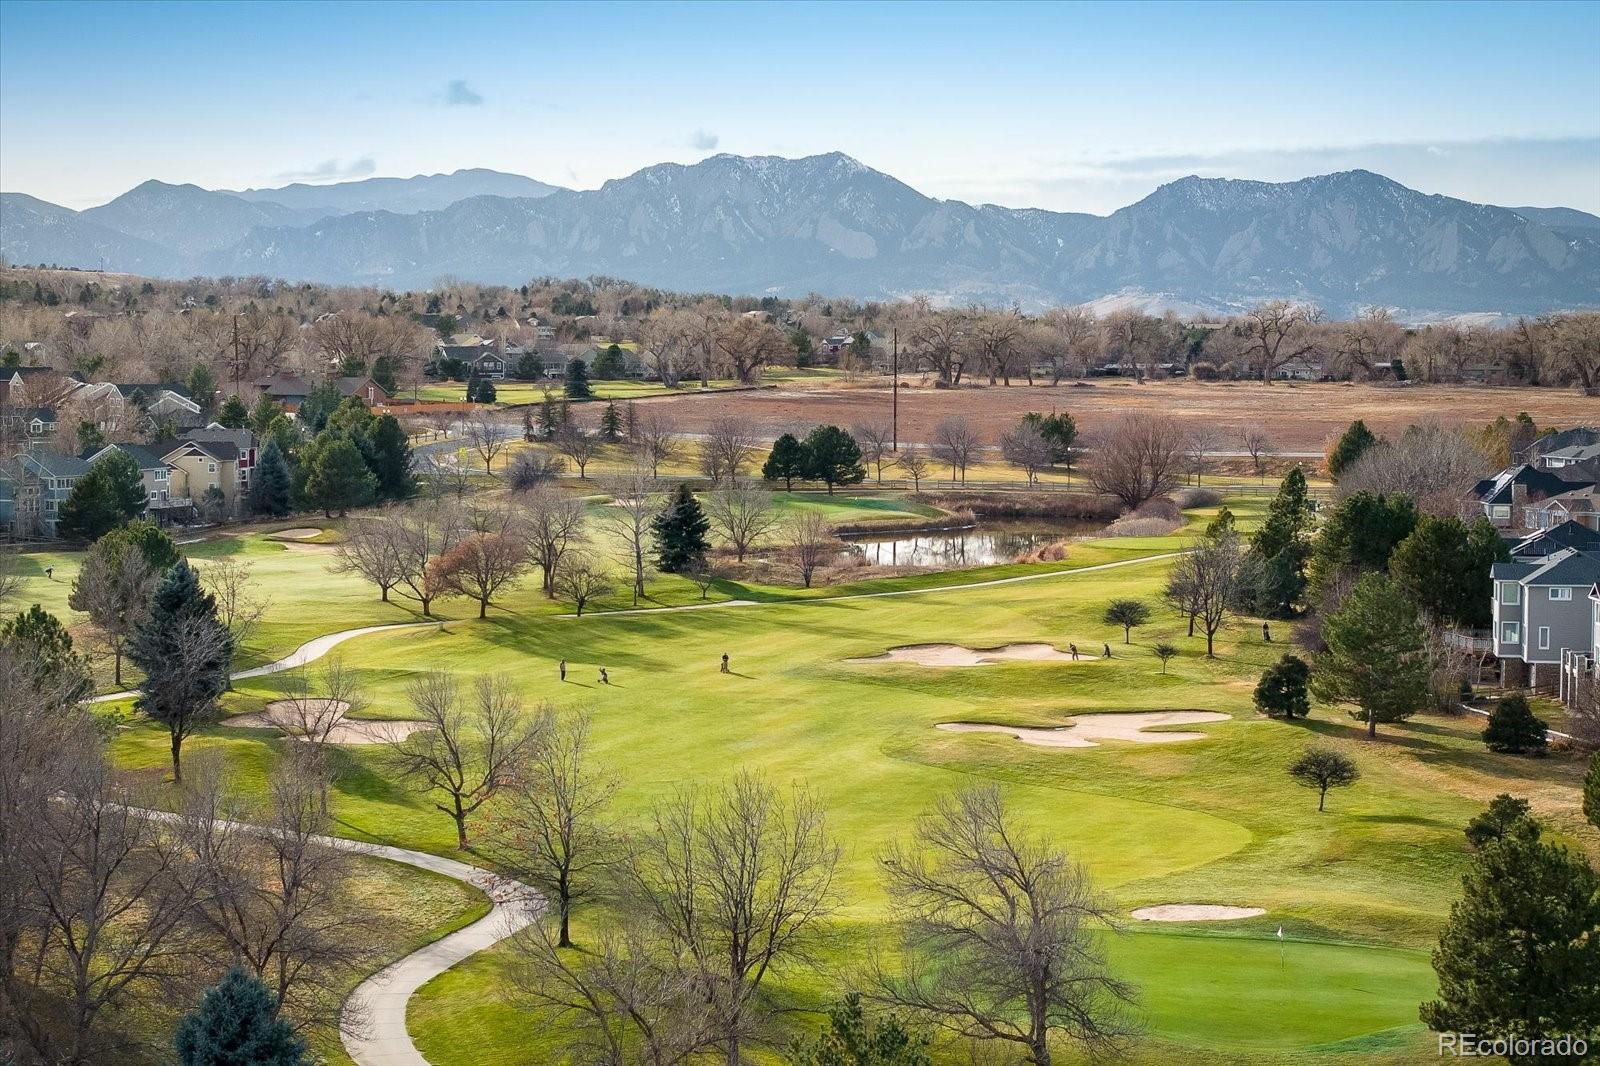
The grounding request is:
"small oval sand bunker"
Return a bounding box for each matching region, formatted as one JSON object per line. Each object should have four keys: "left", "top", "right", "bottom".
{"left": 1132, "top": 904, "right": 1265, "bottom": 922}
{"left": 269, "top": 528, "right": 325, "bottom": 540}
{"left": 847, "top": 643, "right": 1098, "bottom": 667}
{"left": 225, "top": 700, "right": 430, "bottom": 745}
{"left": 938, "top": 711, "right": 1231, "bottom": 749}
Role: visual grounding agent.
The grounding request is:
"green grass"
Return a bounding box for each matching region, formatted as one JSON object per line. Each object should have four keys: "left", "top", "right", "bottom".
{"left": 17, "top": 493, "right": 1591, "bottom": 1064}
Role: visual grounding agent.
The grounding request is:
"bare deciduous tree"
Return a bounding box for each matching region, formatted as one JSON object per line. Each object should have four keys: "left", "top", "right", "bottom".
{"left": 629, "top": 409, "right": 681, "bottom": 478}
{"left": 897, "top": 447, "right": 931, "bottom": 491}
{"left": 1169, "top": 533, "right": 1246, "bottom": 657}
{"left": 1183, "top": 426, "right": 1223, "bottom": 486}
{"left": 462, "top": 411, "right": 512, "bottom": 473}
{"left": 68, "top": 545, "right": 157, "bottom": 686}
{"left": 493, "top": 710, "right": 618, "bottom": 948}
{"left": 520, "top": 484, "right": 587, "bottom": 596}
{"left": 714, "top": 316, "right": 786, "bottom": 385}
{"left": 1334, "top": 422, "right": 1493, "bottom": 516}
{"left": 699, "top": 417, "right": 761, "bottom": 486}
{"left": 910, "top": 313, "right": 967, "bottom": 385}
{"left": 202, "top": 557, "right": 269, "bottom": 678}
{"left": 1000, "top": 421, "right": 1053, "bottom": 486}
{"left": 552, "top": 421, "right": 602, "bottom": 479}
{"left": 1238, "top": 300, "right": 1324, "bottom": 385}
{"left": 787, "top": 510, "right": 837, "bottom": 589}
{"left": 1087, "top": 413, "right": 1185, "bottom": 509}
{"left": 873, "top": 786, "right": 1135, "bottom": 1066}
{"left": 931, "top": 418, "right": 980, "bottom": 486}
{"left": 388, "top": 501, "right": 463, "bottom": 617}
{"left": 387, "top": 672, "right": 542, "bottom": 848}
{"left": 427, "top": 504, "right": 532, "bottom": 618}
{"left": 702, "top": 480, "right": 778, "bottom": 562}
{"left": 554, "top": 554, "right": 612, "bottom": 616}
{"left": 1239, "top": 427, "right": 1274, "bottom": 484}
{"left": 853, "top": 423, "right": 894, "bottom": 484}
{"left": 620, "top": 772, "right": 837, "bottom": 1065}
{"left": 332, "top": 514, "right": 407, "bottom": 602}
{"left": 600, "top": 468, "right": 659, "bottom": 605}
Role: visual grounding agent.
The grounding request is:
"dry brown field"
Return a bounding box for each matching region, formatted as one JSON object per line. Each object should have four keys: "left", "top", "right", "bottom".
{"left": 634, "top": 377, "right": 1598, "bottom": 452}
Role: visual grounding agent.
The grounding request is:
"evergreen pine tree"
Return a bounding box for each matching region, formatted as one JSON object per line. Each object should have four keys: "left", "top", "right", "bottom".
{"left": 370, "top": 355, "right": 398, "bottom": 393}
{"left": 1326, "top": 419, "right": 1378, "bottom": 479}
{"left": 56, "top": 450, "right": 148, "bottom": 542}
{"left": 175, "top": 967, "right": 308, "bottom": 1066}
{"left": 763, "top": 433, "right": 808, "bottom": 490}
{"left": 252, "top": 438, "right": 292, "bottom": 517}
{"left": 1391, "top": 515, "right": 1509, "bottom": 629}
{"left": 1248, "top": 467, "right": 1313, "bottom": 617}
{"left": 1311, "top": 573, "right": 1429, "bottom": 738}
{"left": 1422, "top": 817, "right": 1600, "bottom": 1054}
{"left": 300, "top": 435, "right": 376, "bottom": 517}
{"left": 1585, "top": 752, "right": 1600, "bottom": 831}
{"left": 599, "top": 400, "right": 623, "bottom": 441}
{"left": 129, "top": 559, "right": 232, "bottom": 782}
{"left": 77, "top": 421, "right": 105, "bottom": 453}
{"left": 1481, "top": 693, "right": 1549, "bottom": 755}
{"left": 367, "top": 414, "right": 414, "bottom": 501}
{"left": 248, "top": 396, "right": 283, "bottom": 435}
{"left": 802, "top": 425, "right": 866, "bottom": 494}
{"left": 537, "top": 389, "right": 563, "bottom": 438}
{"left": 563, "top": 358, "right": 592, "bottom": 399}
{"left": 651, "top": 483, "right": 711, "bottom": 573}
{"left": 0, "top": 605, "right": 91, "bottom": 699}
{"left": 295, "top": 381, "right": 344, "bottom": 433}
{"left": 1254, "top": 654, "right": 1312, "bottom": 718}
{"left": 186, "top": 364, "right": 218, "bottom": 415}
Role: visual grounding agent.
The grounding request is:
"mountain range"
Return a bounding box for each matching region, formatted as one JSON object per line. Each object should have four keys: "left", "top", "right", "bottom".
{"left": 3, "top": 156, "right": 1597, "bottom": 318}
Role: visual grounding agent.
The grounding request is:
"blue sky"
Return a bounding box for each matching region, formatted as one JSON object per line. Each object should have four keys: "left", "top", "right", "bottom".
{"left": 2, "top": 0, "right": 1597, "bottom": 213}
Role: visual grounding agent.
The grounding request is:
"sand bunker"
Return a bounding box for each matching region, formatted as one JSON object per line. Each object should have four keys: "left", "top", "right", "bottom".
{"left": 270, "top": 527, "right": 324, "bottom": 540}
{"left": 1132, "top": 905, "right": 1266, "bottom": 922}
{"left": 847, "top": 643, "right": 1099, "bottom": 667}
{"left": 937, "top": 711, "right": 1231, "bottom": 748}
{"left": 225, "top": 700, "right": 430, "bottom": 745}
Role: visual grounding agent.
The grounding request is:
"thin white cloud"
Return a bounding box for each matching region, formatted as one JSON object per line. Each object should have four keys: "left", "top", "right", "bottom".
{"left": 690, "top": 129, "right": 719, "bottom": 151}
{"left": 440, "top": 79, "right": 484, "bottom": 107}
{"left": 273, "top": 156, "right": 377, "bottom": 183}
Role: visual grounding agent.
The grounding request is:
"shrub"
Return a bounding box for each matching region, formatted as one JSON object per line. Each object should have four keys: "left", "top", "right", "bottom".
{"left": 1287, "top": 746, "right": 1360, "bottom": 811}
{"left": 1172, "top": 486, "right": 1223, "bottom": 508}
{"left": 1481, "top": 693, "right": 1548, "bottom": 755}
{"left": 1103, "top": 515, "right": 1182, "bottom": 537}
{"left": 1255, "top": 654, "right": 1312, "bottom": 718}
{"left": 1189, "top": 361, "right": 1220, "bottom": 381}
{"left": 1132, "top": 496, "right": 1181, "bottom": 521}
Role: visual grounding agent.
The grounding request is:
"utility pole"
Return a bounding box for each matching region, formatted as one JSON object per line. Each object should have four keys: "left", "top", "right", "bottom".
{"left": 231, "top": 313, "right": 242, "bottom": 393}
{"left": 891, "top": 328, "right": 899, "bottom": 451}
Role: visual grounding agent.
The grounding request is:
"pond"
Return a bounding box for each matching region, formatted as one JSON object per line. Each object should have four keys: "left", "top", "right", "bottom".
{"left": 838, "top": 519, "right": 1095, "bottom": 569}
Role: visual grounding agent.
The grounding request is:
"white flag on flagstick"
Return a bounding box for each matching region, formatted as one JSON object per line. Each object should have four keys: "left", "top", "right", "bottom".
{"left": 1277, "top": 926, "right": 1284, "bottom": 939}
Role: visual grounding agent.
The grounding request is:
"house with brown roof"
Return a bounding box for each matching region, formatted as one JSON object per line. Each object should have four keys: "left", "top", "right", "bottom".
{"left": 334, "top": 376, "right": 392, "bottom": 406}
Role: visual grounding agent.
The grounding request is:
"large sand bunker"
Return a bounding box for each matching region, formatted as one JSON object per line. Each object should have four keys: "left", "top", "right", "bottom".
{"left": 1132, "top": 905, "right": 1266, "bottom": 922}
{"left": 269, "top": 528, "right": 325, "bottom": 540}
{"left": 847, "top": 643, "right": 1099, "bottom": 667}
{"left": 225, "top": 700, "right": 430, "bottom": 745}
{"left": 937, "top": 711, "right": 1231, "bottom": 748}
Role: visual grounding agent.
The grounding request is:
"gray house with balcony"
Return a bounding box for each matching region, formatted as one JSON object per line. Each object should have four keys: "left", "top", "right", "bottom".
{"left": 1491, "top": 548, "right": 1600, "bottom": 689}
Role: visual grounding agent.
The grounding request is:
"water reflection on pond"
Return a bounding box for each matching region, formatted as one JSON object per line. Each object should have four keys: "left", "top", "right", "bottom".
{"left": 839, "top": 521, "right": 1093, "bottom": 569}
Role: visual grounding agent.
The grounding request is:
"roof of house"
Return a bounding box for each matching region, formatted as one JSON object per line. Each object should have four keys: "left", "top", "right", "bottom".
{"left": 1514, "top": 548, "right": 1600, "bottom": 588}
{"left": 1491, "top": 560, "right": 1540, "bottom": 581}
{"left": 1546, "top": 442, "right": 1600, "bottom": 464}
{"left": 157, "top": 438, "right": 240, "bottom": 463}
{"left": 21, "top": 451, "right": 91, "bottom": 478}
{"left": 1470, "top": 464, "right": 1581, "bottom": 505}
{"left": 181, "top": 426, "right": 254, "bottom": 453}
{"left": 253, "top": 373, "right": 313, "bottom": 398}
{"left": 1510, "top": 520, "right": 1600, "bottom": 559}
{"left": 8, "top": 367, "right": 82, "bottom": 381}
{"left": 18, "top": 407, "right": 56, "bottom": 421}
{"left": 1530, "top": 488, "right": 1600, "bottom": 513}
{"left": 113, "top": 383, "right": 189, "bottom": 400}
{"left": 334, "top": 376, "right": 387, "bottom": 397}
{"left": 84, "top": 442, "right": 168, "bottom": 470}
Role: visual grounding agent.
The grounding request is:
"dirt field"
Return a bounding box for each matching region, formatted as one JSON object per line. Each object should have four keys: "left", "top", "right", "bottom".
{"left": 632, "top": 378, "right": 1597, "bottom": 452}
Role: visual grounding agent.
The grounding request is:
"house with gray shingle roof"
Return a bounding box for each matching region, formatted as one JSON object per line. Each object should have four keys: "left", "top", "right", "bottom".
{"left": 1491, "top": 548, "right": 1600, "bottom": 690}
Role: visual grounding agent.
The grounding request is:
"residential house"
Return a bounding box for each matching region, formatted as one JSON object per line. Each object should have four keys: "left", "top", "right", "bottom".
{"left": 1, "top": 367, "right": 83, "bottom": 408}
{"left": 174, "top": 426, "right": 256, "bottom": 511}
{"left": 19, "top": 407, "right": 56, "bottom": 439}
{"left": 1524, "top": 488, "right": 1600, "bottom": 532}
{"left": 1542, "top": 442, "right": 1600, "bottom": 470}
{"left": 11, "top": 450, "right": 92, "bottom": 536}
{"left": 113, "top": 383, "right": 203, "bottom": 424}
{"left": 1509, "top": 520, "right": 1600, "bottom": 561}
{"left": 83, "top": 442, "right": 176, "bottom": 512}
{"left": 252, "top": 372, "right": 314, "bottom": 411}
{"left": 158, "top": 437, "right": 246, "bottom": 520}
{"left": 1464, "top": 464, "right": 1597, "bottom": 530}
{"left": 1516, "top": 427, "right": 1600, "bottom": 467}
{"left": 334, "top": 376, "right": 392, "bottom": 407}
{"left": 1490, "top": 548, "right": 1600, "bottom": 690}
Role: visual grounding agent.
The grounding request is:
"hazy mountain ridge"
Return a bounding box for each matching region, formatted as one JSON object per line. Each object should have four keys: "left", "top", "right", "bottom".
{"left": 228, "top": 167, "right": 564, "bottom": 214}
{"left": 4, "top": 155, "right": 1598, "bottom": 316}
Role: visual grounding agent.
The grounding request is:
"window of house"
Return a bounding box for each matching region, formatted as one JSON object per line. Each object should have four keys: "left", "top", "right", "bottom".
{"left": 1550, "top": 587, "right": 1572, "bottom": 601}
{"left": 208, "top": 463, "right": 216, "bottom": 473}
{"left": 1500, "top": 582, "right": 1520, "bottom": 605}
{"left": 1538, "top": 626, "right": 1551, "bottom": 650}
{"left": 1491, "top": 505, "right": 1511, "bottom": 519}
{"left": 1501, "top": 622, "right": 1521, "bottom": 644}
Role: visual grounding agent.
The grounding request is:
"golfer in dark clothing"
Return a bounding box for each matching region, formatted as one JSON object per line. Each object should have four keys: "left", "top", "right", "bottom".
{"left": 559, "top": 659, "right": 567, "bottom": 681}
{"left": 720, "top": 653, "right": 730, "bottom": 673}
{"left": 1263, "top": 622, "right": 1272, "bottom": 642}
{"left": 1103, "top": 643, "right": 1112, "bottom": 659}
{"left": 1069, "top": 643, "right": 1079, "bottom": 661}
{"left": 599, "top": 667, "right": 609, "bottom": 685}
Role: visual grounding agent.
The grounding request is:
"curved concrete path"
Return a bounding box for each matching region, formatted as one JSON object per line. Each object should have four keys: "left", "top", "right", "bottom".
{"left": 120, "top": 804, "right": 539, "bottom": 1066}
{"left": 337, "top": 842, "right": 540, "bottom": 1066}
{"left": 89, "top": 621, "right": 437, "bottom": 704}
